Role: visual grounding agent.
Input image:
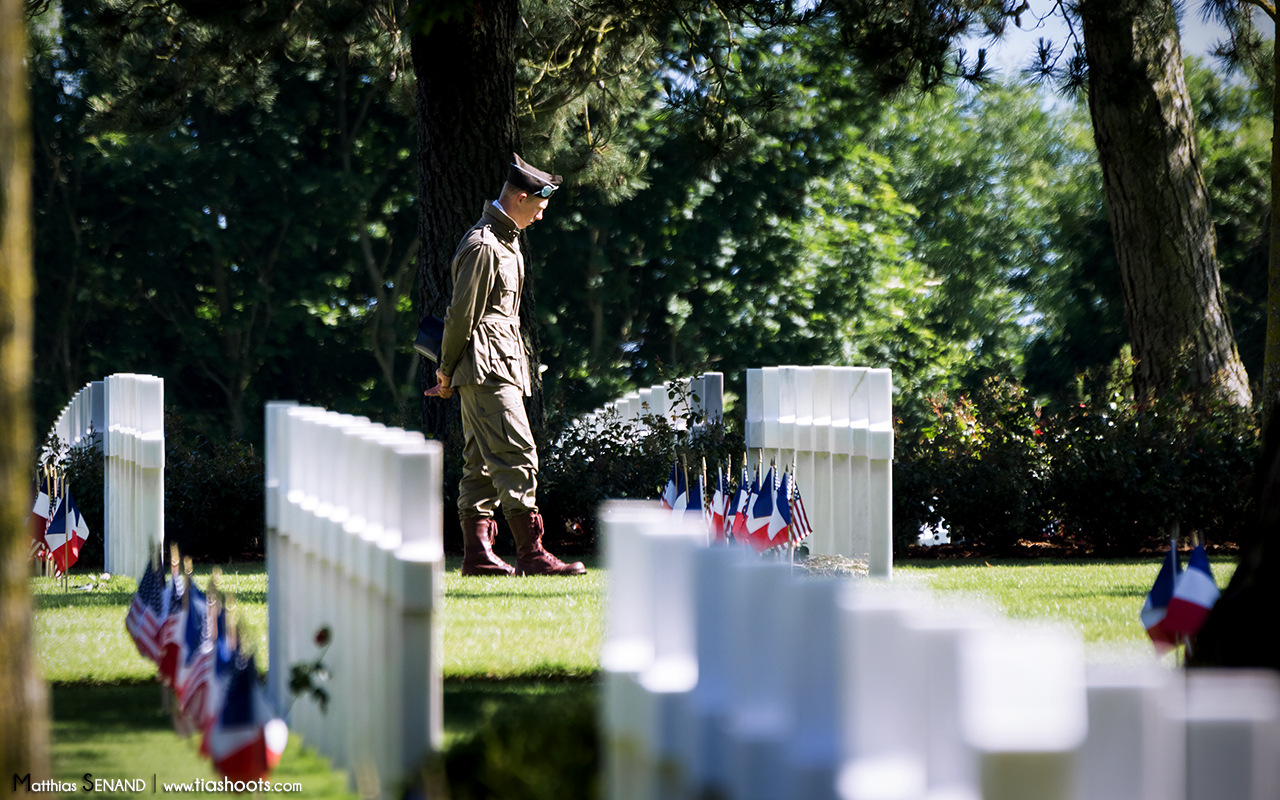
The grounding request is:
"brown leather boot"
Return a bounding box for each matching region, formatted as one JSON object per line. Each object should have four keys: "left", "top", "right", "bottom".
{"left": 460, "top": 517, "right": 515, "bottom": 576}
{"left": 508, "top": 512, "right": 585, "bottom": 576}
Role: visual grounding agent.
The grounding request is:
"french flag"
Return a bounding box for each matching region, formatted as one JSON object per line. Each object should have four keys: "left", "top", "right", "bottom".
{"left": 208, "top": 655, "right": 288, "bottom": 782}
{"left": 767, "top": 470, "right": 793, "bottom": 548}
{"left": 29, "top": 477, "right": 51, "bottom": 552}
{"left": 745, "top": 466, "right": 776, "bottom": 553}
{"left": 728, "top": 467, "right": 754, "bottom": 543}
{"left": 45, "top": 491, "right": 91, "bottom": 576}
{"left": 660, "top": 462, "right": 680, "bottom": 510}
{"left": 708, "top": 469, "right": 729, "bottom": 543}
{"left": 669, "top": 466, "right": 689, "bottom": 519}
{"left": 685, "top": 472, "right": 705, "bottom": 529}
{"left": 1139, "top": 546, "right": 1181, "bottom": 654}
{"left": 1163, "top": 544, "right": 1219, "bottom": 639}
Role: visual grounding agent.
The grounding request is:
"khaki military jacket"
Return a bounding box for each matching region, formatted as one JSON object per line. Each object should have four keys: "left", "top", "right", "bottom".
{"left": 440, "top": 203, "right": 532, "bottom": 395}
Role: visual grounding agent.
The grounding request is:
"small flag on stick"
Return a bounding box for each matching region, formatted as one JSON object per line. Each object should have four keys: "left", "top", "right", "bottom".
{"left": 126, "top": 559, "right": 166, "bottom": 663}
{"left": 791, "top": 477, "right": 813, "bottom": 544}
{"left": 1139, "top": 544, "right": 1181, "bottom": 654}
{"left": 768, "top": 469, "right": 792, "bottom": 549}
{"left": 1163, "top": 543, "right": 1219, "bottom": 639}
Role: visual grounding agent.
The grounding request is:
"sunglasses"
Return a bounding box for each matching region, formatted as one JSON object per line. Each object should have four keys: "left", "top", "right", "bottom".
{"left": 512, "top": 162, "right": 558, "bottom": 198}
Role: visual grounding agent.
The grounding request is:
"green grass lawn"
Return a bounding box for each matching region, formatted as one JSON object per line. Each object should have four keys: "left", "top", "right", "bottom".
{"left": 34, "top": 551, "right": 1230, "bottom": 797}
{"left": 34, "top": 557, "right": 603, "bottom": 797}
{"left": 896, "top": 555, "right": 1237, "bottom": 645}
{"left": 33, "top": 567, "right": 268, "bottom": 684}
{"left": 50, "top": 683, "right": 358, "bottom": 799}
{"left": 444, "top": 556, "right": 603, "bottom": 678}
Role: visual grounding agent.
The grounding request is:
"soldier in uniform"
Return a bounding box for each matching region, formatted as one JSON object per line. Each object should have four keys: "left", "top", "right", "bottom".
{"left": 431, "top": 153, "right": 585, "bottom": 577}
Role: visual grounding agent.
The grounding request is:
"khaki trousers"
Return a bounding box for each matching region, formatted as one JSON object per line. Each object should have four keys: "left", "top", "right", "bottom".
{"left": 457, "top": 383, "right": 539, "bottom": 519}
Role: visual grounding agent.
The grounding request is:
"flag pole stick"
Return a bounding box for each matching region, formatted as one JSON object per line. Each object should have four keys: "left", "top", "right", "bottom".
{"left": 787, "top": 464, "right": 795, "bottom": 572}
{"left": 59, "top": 466, "right": 68, "bottom": 591}
{"left": 793, "top": 459, "right": 800, "bottom": 564}
{"left": 1169, "top": 521, "right": 1181, "bottom": 667}
{"left": 681, "top": 454, "right": 690, "bottom": 531}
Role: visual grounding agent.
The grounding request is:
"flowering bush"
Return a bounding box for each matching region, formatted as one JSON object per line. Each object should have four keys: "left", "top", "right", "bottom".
{"left": 896, "top": 377, "right": 1259, "bottom": 555}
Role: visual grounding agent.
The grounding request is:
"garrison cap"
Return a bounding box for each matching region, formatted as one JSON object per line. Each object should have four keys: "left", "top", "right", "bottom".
{"left": 506, "top": 152, "right": 563, "bottom": 198}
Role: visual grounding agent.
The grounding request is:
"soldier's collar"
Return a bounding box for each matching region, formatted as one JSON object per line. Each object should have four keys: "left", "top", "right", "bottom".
{"left": 483, "top": 202, "right": 520, "bottom": 243}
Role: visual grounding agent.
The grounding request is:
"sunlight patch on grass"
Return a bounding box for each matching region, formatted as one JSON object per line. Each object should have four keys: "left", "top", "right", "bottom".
{"left": 441, "top": 557, "right": 604, "bottom": 678}
{"left": 51, "top": 684, "right": 358, "bottom": 799}
{"left": 896, "top": 557, "right": 1237, "bottom": 644}
{"left": 33, "top": 564, "right": 268, "bottom": 683}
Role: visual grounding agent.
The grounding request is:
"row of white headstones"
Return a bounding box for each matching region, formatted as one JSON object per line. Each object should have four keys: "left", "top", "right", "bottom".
{"left": 601, "top": 502, "right": 1280, "bottom": 800}
{"left": 580, "top": 366, "right": 896, "bottom": 577}
{"left": 47, "top": 374, "right": 165, "bottom": 580}
{"left": 580, "top": 372, "right": 727, "bottom": 434}
{"left": 746, "top": 366, "right": 894, "bottom": 576}
{"left": 263, "top": 402, "right": 445, "bottom": 795}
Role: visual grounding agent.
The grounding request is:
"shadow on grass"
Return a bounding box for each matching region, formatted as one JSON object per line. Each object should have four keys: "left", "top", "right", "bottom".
{"left": 898, "top": 557, "right": 1164, "bottom": 569}
{"left": 445, "top": 587, "right": 597, "bottom": 600}
{"left": 51, "top": 684, "right": 361, "bottom": 799}
{"left": 35, "top": 590, "right": 138, "bottom": 609}
{"left": 53, "top": 683, "right": 174, "bottom": 732}
{"left": 427, "top": 679, "right": 600, "bottom": 800}
{"left": 53, "top": 681, "right": 601, "bottom": 800}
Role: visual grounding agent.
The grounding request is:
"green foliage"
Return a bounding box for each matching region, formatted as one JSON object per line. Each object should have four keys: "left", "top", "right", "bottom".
{"left": 898, "top": 375, "right": 1261, "bottom": 555}
{"left": 46, "top": 415, "right": 265, "bottom": 569}
{"left": 63, "top": 434, "right": 106, "bottom": 568}
{"left": 164, "top": 414, "right": 266, "bottom": 562}
{"left": 896, "top": 379, "right": 1050, "bottom": 553}
{"left": 1187, "top": 56, "right": 1272, "bottom": 383}
{"left": 1049, "top": 388, "right": 1258, "bottom": 555}
{"left": 539, "top": 381, "right": 745, "bottom": 549}
{"left": 289, "top": 626, "right": 332, "bottom": 714}
{"left": 29, "top": 1, "right": 420, "bottom": 442}
{"left": 534, "top": 17, "right": 924, "bottom": 413}
{"left": 874, "top": 82, "right": 1125, "bottom": 420}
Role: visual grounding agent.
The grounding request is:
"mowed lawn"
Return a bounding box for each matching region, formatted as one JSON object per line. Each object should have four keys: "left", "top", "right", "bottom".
{"left": 32, "top": 552, "right": 1230, "bottom": 796}
{"left": 896, "top": 555, "right": 1238, "bottom": 646}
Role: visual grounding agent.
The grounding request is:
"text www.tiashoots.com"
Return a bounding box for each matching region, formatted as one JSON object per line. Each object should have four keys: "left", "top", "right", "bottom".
{"left": 14, "top": 774, "right": 303, "bottom": 793}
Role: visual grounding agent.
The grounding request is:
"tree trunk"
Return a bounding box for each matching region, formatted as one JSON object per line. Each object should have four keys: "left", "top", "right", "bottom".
{"left": 1262, "top": 31, "right": 1280, "bottom": 419}
{"left": 0, "top": 0, "right": 52, "bottom": 788}
{"left": 411, "top": 0, "right": 546, "bottom": 448}
{"left": 1080, "top": 0, "right": 1252, "bottom": 406}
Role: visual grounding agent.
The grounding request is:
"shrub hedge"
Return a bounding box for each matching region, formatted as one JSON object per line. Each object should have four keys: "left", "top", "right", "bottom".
{"left": 52, "top": 377, "right": 1260, "bottom": 565}
{"left": 538, "top": 386, "right": 743, "bottom": 554}
{"left": 895, "top": 377, "right": 1259, "bottom": 555}
{"left": 59, "top": 411, "right": 265, "bottom": 568}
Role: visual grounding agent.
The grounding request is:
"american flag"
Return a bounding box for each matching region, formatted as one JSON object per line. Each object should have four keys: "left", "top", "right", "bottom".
{"left": 175, "top": 583, "right": 210, "bottom": 699}
{"left": 791, "top": 478, "right": 813, "bottom": 543}
{"left": 158, "top": 575, "right": 190, "bottom": 688}
{"left": 176, "top": 585, "right": 214, "bottom": 736}
{"left": 125, "top": 561, "right": 166, "bottom": 662}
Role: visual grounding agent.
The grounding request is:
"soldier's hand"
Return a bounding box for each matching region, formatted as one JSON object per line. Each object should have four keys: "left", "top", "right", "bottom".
{"left": 427, "top": 369, "right": 454, "bottom": 399}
